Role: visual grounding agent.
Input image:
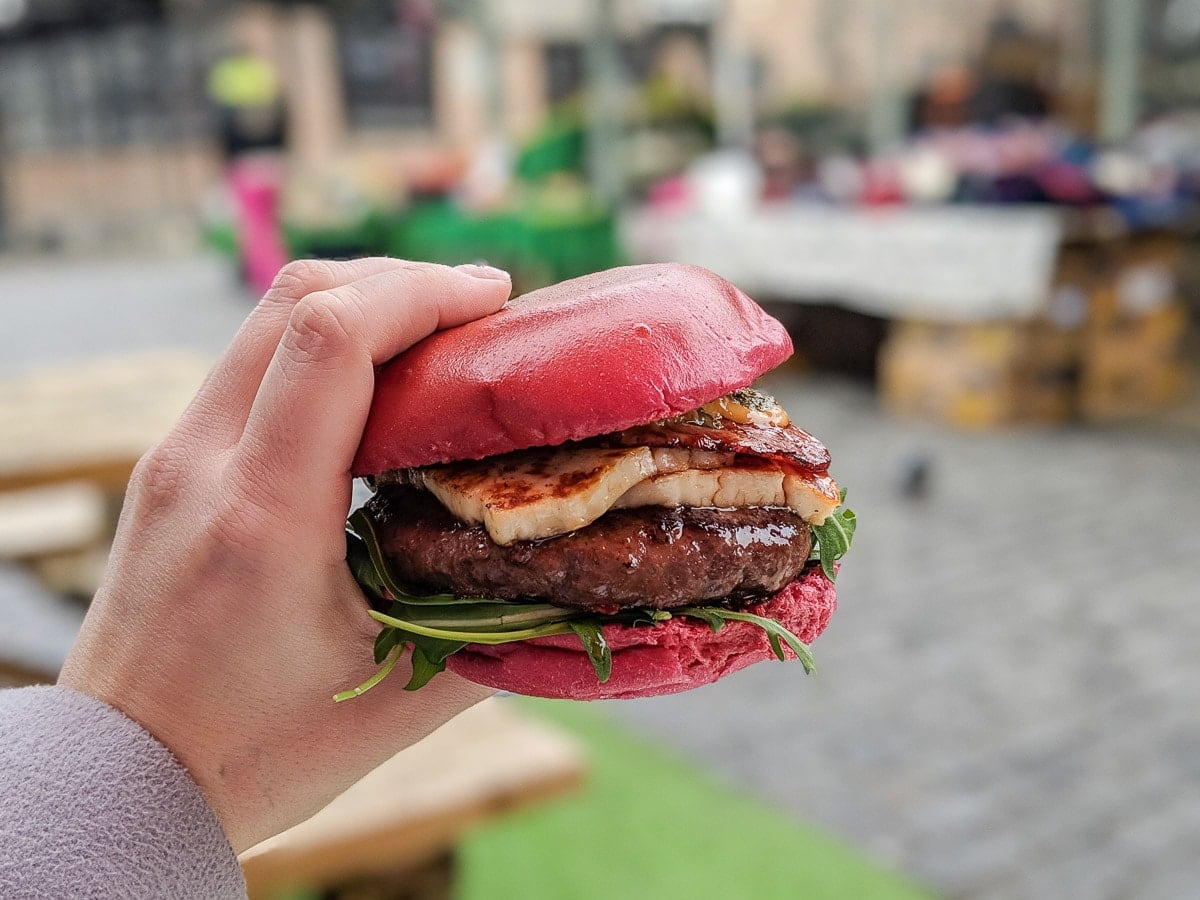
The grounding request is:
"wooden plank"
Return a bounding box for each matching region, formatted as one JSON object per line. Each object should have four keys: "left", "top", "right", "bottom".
{"left": 0, "top": 659, "right": 58, "bottom": 689}
{"left": 0, "top": 352, "right": 211, "bottom": 493}
{"left": 240, "top": 698, "right": 586, "bottom": 897}
{"left": 0, "top": 482, "right": 107, "bottom": 559}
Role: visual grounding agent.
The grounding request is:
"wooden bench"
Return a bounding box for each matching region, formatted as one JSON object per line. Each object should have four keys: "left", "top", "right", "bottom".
{"left": 0, "top": 351, "right": 211, "bottom": 596}
{"left": 240, "top": 697, "right": 586, "bottom": 899}
{"left": 0, "top": 351, "right": 211, "bottom": 494}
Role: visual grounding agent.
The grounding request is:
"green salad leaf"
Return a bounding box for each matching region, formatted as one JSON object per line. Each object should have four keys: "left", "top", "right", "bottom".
{"left": 347, "top": 530, "right": 386, "bottom": 604}
{"left": 335, "top": 503, "right": 837, "bottom": 701}
{"left": 332, "top": 643, "right": 405, "bottom": 702}
{"left": 406, "top": 642, "right": 460, "bottom": 691}
{"left": 676, "top": 607, "right": 817, "bottom": 674}
{"left": 373, "top": 625, "right": 402, "bottom": 665}
{"left": 568, "top": 622, "right": 612, "bottom": 684}
{"left": 349, "top": 509, "right": 495, "bottom": 606}
{"left": 809, "top": 490, "right": 856, "bottom": 581}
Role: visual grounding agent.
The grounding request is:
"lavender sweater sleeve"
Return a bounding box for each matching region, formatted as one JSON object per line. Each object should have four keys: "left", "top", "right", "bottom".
{"left": 0, "top": 686, "right": 245, "bottom": 899}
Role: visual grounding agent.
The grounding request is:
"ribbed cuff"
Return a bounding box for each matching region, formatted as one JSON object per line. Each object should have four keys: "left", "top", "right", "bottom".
{"left": 0, "top": 685, "right": 245, "bottom": 899}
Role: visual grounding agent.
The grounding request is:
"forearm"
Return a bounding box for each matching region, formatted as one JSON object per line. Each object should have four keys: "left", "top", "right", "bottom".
{"left": 0, "top": 686, "right": 244, "bottom": 899}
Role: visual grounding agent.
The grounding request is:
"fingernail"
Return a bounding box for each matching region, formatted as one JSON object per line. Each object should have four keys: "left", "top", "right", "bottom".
{"left": 455, "top": 263, "right": 511, "bottom": 281}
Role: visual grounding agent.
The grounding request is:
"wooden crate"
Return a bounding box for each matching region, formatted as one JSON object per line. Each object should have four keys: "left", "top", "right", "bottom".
{"left": 1080, "top": 336, "right": 1189, "bottom": 421}
{"left": 879, "top": 319, "right": 1078, "bottom": 428}
{"left": 1079, "top": 301, "right": 1189, "bottom": 421}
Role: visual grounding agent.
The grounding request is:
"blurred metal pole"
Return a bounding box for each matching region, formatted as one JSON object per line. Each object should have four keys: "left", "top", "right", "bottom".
{"left": 1100, "top": 0, "right": 1143, "bottom": 144}
{"left": 0, "top": 109, "right": 7, "bottom": 249}
{"left": 712, "top": 0, "right": 755, "bottom": 149}
{"left": 866, "top": 0, "right": 905, "bottom": 154}
{"left": 584, "top": 0, "right": 625, "bottom": 206}
{"left": 471, "top": 0, "right": 505, "bottom": 134}
{"left": 818, "top": 0, "right": 852, "bottom": 107}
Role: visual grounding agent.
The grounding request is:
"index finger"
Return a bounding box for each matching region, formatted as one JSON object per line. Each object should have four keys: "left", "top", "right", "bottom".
{"left": 177, "top": 258, "right": 423, "bottom": 447}
{"left": 230, "top": 262, "right": 511, "bottom": 527}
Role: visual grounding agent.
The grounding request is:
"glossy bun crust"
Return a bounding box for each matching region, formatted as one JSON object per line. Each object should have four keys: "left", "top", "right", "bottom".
{"left": 353, "top": 264, "right": 792, "bottom": 474}
{"left": 444, "top": 567, "right": 836, "bottom": 700}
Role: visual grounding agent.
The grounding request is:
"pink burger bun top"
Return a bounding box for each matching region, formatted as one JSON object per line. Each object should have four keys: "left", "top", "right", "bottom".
{"left": 352, "top": 263, "right": 792, "bottom": 474}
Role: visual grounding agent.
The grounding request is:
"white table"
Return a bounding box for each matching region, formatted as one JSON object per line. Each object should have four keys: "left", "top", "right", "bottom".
{"left": 622, "top": 205, "right": 1063, "bottom": 321}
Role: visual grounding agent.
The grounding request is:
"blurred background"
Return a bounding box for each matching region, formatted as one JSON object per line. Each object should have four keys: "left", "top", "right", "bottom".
{"left": 2, "top": 1, "right": 1199, "bottom": 898}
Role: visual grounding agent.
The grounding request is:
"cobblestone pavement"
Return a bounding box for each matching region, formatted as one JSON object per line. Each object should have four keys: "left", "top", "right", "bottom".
{"left": 4, "top": 255, "right": 1199, "bottom": 899}
{"left": 608, "top": 373, "right": 1200, "bottom": 899}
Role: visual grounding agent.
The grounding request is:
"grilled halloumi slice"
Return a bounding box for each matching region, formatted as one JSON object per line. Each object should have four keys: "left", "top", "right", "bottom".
{"left": 613, "top": 467, "right": 840, "bottom": 525}
{"left": 419, "top": 447, "right": 656, "bottom": 546}
{"left": 783, "top": 471, "right": 842, "bottom": 524}
{"left": 417, "top": 438, "right": 840, "bottom": 545}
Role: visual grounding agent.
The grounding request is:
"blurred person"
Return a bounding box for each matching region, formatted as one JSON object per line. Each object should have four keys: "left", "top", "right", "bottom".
{"left": 908, "top": 17, "right": 1052, "bottom": 135}
{"left": 970, "top": 15, "right": 1052, "bottom": 125}
{"left": 0, "top": 258, "right": 514, "bottom": 898}
{"left": 908, "top": 65, "right": 976, "bottom": 133}
{"left": 754, "top": 125, "right": 816, "bottom": 202}
{"left": 207, "top": 45, "right": 290, "bottom": 294}
{"left": 209, "top": 45, "right": 287, "bottom": 165}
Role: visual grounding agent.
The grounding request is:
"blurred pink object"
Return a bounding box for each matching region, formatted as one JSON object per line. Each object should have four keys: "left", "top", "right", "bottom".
{"left": 860, "top": 159, "right": 904, "bottom": 206}
{"left": 230, "top": 159, "right": 288, "bottom": 294}
{"left": 1038, "top": 160, "right": 1101, "bottom": 204}
{"left": 646, "top": 175, "right": 691, "bottom": 212}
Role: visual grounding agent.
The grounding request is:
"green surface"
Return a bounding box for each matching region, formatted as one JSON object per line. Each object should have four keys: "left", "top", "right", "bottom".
{"left": 457, "top": 699, "right": 936, "bottom": 900}
{"left": 209, "top": 198, "right": 621, "bottom": 294}
{"left": 515, "top": 110, "right": 587, "bottom": 181}
{"left": 387, "top": 199, "right": 620, "bottom": 290}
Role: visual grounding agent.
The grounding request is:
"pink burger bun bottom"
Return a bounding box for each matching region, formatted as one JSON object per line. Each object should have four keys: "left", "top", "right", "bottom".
{"left": 445, "top": 566, "right": 836, "bottom": 700}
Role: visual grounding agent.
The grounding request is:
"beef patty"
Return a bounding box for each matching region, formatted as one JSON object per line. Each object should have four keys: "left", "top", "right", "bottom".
{"left": 367, "top": 485, "right": 813, "bottom": 612}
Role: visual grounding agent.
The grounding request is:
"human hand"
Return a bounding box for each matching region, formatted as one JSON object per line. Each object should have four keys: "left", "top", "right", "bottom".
{"left": 59, "top": 258, "right": 513, "bottom": 853}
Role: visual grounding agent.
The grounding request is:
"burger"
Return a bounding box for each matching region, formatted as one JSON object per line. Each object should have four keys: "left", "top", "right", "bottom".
{"left": 337, "top": 264, "right": 854, "bottom": 701}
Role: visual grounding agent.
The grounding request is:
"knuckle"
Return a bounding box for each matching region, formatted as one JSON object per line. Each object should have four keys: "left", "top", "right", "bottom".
{"left": 267, "top": 259, "right": 335, "bottom": 302}
{"left": 127, "top": 440, "right": 191, "bottom": 513}
{"left": 282, "top": 290, "right": 362, "bottom": 364}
